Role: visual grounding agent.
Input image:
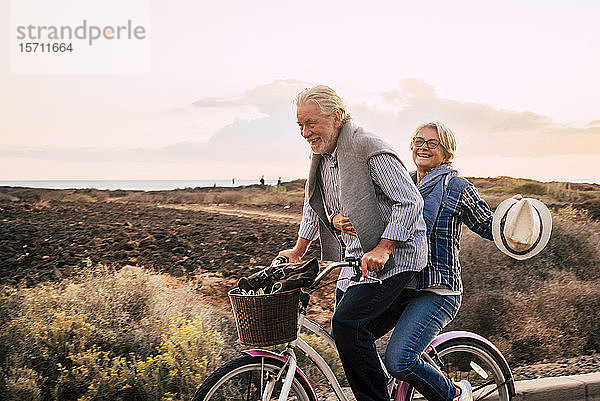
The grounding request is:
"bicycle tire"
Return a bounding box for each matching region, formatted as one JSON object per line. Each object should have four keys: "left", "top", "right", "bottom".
{"left": 405, "top": 338, "right": 512, "bottom": 401}
{"left": 191, "top": 355, "right": 317, "bottom": 401}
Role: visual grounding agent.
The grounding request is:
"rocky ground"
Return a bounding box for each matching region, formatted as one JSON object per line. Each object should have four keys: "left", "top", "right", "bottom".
{"left": 0, "top": 198, "right": 319, "bottom": 286}
{"left": 1, "top": 189, "right": 599, "bottom": 380}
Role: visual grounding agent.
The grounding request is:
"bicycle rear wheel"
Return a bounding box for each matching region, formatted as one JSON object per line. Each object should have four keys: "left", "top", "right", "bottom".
{"left": 406, "top": 338, "right": 512, "bottom": 401}
{"left": 191, "top": 355, "right": 316, "bottom": 401}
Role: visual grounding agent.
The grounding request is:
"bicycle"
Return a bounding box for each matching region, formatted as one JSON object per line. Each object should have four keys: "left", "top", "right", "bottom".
{"left": 192, "top": 258, "right": 516, "bottom": 401}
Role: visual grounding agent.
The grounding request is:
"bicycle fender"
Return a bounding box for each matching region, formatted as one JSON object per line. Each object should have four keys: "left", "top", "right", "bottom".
{"left": 242, "top": 349, "right": 318, "bottom": 400}
{"left": 393, "top": 381, "right": 411, "bottom": 401}
{"left": 427, "top": 331, "right": 516, "bottom": 397}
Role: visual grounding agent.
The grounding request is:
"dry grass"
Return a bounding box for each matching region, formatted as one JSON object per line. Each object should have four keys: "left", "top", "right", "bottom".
{"left": 470, "top": 176, "right": 600, "bottom": 206}
{"left": 454, "top": 205, "right": 600, "bottom": 364}
{"left": 1, "top": 177, "right": 598, "bottom": 210}
{"left": 1, "top": 176, "right": 599, "bottom": 370}
{"left": 0, "top": 263, "right": 236, "bottom": 401}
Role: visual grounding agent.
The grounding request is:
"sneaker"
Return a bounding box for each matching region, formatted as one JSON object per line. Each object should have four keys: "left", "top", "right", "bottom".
{"left": 453, "top": 380, "right": 473, "bottom": 401}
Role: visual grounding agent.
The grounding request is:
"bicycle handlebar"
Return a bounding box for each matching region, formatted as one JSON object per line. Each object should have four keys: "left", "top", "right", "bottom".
{"left": 271, "top": 256, "right": 380, "bottom": 290}
{"left": 308, "top": 258, "right": 362, "bottom": 289}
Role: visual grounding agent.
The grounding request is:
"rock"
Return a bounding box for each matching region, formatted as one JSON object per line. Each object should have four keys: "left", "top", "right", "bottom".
{"left": 115, "top": 239, "right": 134, "bottom": 251}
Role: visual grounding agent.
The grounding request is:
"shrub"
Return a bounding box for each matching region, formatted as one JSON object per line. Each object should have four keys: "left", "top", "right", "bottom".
{"left": 454, "top": 203, "right": 600, "bottom": 364}
{"left": 50, "top": 315, "right": 224, "bottom": 401}
{"left": 2, "top": 366, "right": 42, "bottom": 401}
{"left": 512, "top": 181, "right": 546, "bottom": 196}
{"left": 130, "top": 315, "right": 223, "bottom": 400}
{"left": 2, "top": 310, "right": 97, "bottom": 399}
{"left": 0, "top": 264, "right": 231, "bottom": 401}
{"left": 65, "top": 262, "right": 158, "bottom": 357}
{"left": 507, "top": 274, "right": 600, "bottom": 363}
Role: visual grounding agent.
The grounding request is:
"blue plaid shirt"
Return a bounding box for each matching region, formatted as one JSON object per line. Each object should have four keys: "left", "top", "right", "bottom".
{"left": 415, "top": 178, "right": 493, "bottom": 292}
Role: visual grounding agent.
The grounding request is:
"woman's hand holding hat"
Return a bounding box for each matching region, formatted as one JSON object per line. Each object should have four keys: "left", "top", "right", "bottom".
{"left": 492, "top": 197, "right": 552, "bottom": 260}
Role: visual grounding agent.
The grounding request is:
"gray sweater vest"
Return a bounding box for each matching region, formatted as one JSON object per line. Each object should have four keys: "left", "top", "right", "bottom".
{"left": 307, "top": 121, "right": 405, "bottom": 265}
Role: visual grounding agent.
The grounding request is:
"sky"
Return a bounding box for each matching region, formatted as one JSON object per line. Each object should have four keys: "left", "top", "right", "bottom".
{"left": 1, "top": 0, "right": 599, "bottom": 182}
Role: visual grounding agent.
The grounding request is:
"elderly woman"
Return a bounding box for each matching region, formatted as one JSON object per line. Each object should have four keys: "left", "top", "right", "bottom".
{"left": 332, "top": 122, "right": 497, "bottom": 401}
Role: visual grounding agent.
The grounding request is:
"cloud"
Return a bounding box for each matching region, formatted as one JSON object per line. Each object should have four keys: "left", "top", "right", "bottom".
{"left": 192, "top": 79, "right": 308, "bottom": 115}
{"left": 0, "top": 146, "right": 155, "bottom": 163}
{"left": 191, "top": 98, "right": 242, "bottom": 108}
{"left": 3, "top": 79, "right": 598, "bottom": 179}
{"left": 363, "top": 79, "right": 554, "bottom": 134}
{"left": 351, "top": 79, "right": 599, "bottom": 158}
{"left": 186, "top": 79, "right": 313, "bottom": 162}
{"left": 1, "top": 79, "right": 314, "bottom": 166}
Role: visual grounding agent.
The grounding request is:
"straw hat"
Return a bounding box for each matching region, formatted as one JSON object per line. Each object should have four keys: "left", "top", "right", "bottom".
{"left": 492, "top": 198, "right": 552, "bottom": 260}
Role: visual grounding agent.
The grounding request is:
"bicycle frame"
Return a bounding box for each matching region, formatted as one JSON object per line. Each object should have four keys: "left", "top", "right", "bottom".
{"left": 237, "top": 260, "right": 515, "bottom": 401}
{"left": 243, "top": 317, "right": 339, "bottom": 401}
{"left": 244, "top": 314, "right": 451, "bottom": 401}
{"left": 243, "top": 316, "right": 352, "bottom": 401}
{"left": 238, "top": 260, "right": 433, "bottom": 401}
{"left": 245, "top": 324, "right": 517, "bottom": 401}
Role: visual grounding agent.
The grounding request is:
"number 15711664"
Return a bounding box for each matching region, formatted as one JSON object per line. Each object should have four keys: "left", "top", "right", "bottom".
{"left": 19, "top": 43, "right": 73, "bottom": 52}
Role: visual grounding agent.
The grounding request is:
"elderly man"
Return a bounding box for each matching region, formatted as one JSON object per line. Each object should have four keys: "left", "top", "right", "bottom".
{"left": 279, "top": 85, "right": 427, "bottom": 401}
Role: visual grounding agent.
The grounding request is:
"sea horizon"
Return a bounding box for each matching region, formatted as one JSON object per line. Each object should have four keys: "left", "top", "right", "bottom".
{"left": 0, "top": 179, "right": 277, "bottom": 191}
{"left": 0, "top": 177, "right": 598, "bottom": 191}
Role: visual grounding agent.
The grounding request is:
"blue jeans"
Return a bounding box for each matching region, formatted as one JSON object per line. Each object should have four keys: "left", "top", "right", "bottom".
{"left": 383, "top": 290, "right": 461, "bottom": 401}
{"left": 333, "top": 281, "right": 461, "bottom": 401}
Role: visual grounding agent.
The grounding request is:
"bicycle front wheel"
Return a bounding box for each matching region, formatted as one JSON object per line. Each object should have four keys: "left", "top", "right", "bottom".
{"left": 191, "top": 355, "right": 316, "bottom": 401}
{"left": 406, "top": 338, "right": 512, "bottom": 401}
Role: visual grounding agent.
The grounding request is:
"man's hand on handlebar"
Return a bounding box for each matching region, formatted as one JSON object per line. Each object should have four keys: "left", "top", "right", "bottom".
{"left": 361, "top": 248, "right": 389, "bottom": 280}
{"left": 278, "top": 235, "right": 398, "bottom": 283}
{"left": 277, "top": 248, "right": 303, "bottom": 263}
{"left": 278, "top": 236, "right": 312, "bottom": 263}
{"left": 361, "top": 239, "right": 398, "bottom": 280}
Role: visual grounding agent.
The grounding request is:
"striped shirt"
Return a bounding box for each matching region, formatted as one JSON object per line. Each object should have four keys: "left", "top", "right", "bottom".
{"left": 416, "top": 180, "right": 493, "bottom": 293}
{"left": 299, "top": 149, "right": 427, "bottom": 291}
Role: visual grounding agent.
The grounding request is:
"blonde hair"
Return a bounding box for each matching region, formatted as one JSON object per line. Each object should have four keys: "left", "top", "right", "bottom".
{"left": 295, "top": 85, "right": 351, "bottom": 124}
{"left": 411, "top": 122, "right": 457, "bottom": 164}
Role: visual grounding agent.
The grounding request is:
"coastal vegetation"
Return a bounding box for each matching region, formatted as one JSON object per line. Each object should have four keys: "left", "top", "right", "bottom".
{"left": 0, "top": 177, "right": 599, "bottom": 400}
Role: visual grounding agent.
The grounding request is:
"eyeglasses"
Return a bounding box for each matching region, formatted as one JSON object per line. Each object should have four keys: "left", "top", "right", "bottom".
{"left": 412, "top": 137, "right": 440, "bottom": 150}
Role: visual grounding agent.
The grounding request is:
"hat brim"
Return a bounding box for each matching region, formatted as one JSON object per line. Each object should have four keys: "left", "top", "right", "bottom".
{"left": 492, "top": 198, "right": 552, "bottom": 260}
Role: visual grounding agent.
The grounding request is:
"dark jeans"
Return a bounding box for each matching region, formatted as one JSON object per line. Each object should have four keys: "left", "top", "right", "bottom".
{"left": 333, "top": 276, "right": 461, "bottom": 401}
{"left": 332, "top": 272, "right": 415, "bottom": 401}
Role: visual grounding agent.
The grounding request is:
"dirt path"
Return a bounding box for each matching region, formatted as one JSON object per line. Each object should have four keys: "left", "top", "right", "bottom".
{"left": 159, "top": 204, "right": 302, "bottom": 224}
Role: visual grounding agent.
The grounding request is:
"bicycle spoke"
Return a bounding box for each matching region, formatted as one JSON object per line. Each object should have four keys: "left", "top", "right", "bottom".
{"left": 473, "top": 378, "right": 510, "bottom": 401}
{"left": 472, "top": 379, "right": 495, "bottom": 392}
{"left": 260, "top": 359, "right": 264, "bottom": 398}
{"left": 194, "top": 355, "right": 316, "bottom": 401}
{"left": 246, "top": 370, "right": 252, "bottom": 400}
{"left": 432, "top": 341, "right": 511, "bottom": 401}
{"left": 475, "top": 386, "right": 500, "bottom": 401}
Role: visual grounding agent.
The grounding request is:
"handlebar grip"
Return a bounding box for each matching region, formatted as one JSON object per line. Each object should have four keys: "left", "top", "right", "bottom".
{"left": 271, "top": 255, "right": 289, "bottom": 267}
{"left": 346, "top": 257, "right": 382, "bottom": 284}
{"left": 346, "top": 257, "right": 363, "bottom": 282}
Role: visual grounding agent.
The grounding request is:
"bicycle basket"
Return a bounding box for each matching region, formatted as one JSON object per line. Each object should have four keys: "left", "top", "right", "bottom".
{"left": 228, "top": 287, "right": 301, "bottom": 347}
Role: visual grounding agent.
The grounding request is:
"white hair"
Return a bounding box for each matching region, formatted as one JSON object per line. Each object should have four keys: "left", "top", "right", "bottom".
{"left": 294, "top": 85, "right": 351, "bottom": 124}
{"left": 411, "top": 121, "right": 457, "bottom": 164}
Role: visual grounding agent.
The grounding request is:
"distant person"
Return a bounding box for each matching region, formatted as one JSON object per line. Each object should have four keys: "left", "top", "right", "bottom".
{"left": 278, "top": 85, "right": 427, "bottom": 401}
{"left": 232, "top": 178, "right": 235, "bottom": 186}
{"left": 333, "top": 121, "right": 515, "bottom": 401}
{"left": 277, "top": 177, "right": 282, "bottom": 186}
{"left": 260, "top": 175, "right": 265, "bottom": 185}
